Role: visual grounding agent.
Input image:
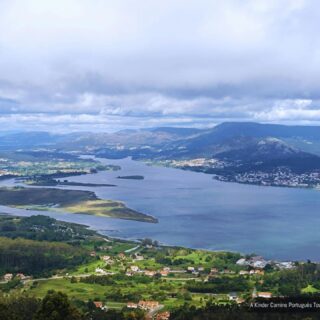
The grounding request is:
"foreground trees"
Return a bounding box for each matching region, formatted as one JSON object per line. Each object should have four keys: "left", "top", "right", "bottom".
{"left": 34, "top": 291, "right": 82, "bottom": 320}
{"left": 3, "top": 292, "right": 320, "bottom": 320}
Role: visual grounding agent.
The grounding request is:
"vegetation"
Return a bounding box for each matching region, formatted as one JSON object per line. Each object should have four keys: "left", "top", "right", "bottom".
{"left": 2, "top": 292, "right": 320, "bottom": 320}
{"left": 186, "top": 276, "right": 250, "bottom": 293}
{"left": 0, "top": 187, "right": 157, "bottom": 222}
{"left": 2, "top": 215, "right": 320, "bottom": 318}
{"left": 0, "top": 187, "right": 97, "bottom": 206}
{"left": 0, "top": 215, "right": 95, "bottom": 242}
{"left": 117, "top": 175, "right": 144, "bottom": 180}
{"left": 0, "top": 237, "right": 90, "bottom": 276}
{"left": 25, "top": 177, "right": 116, "bottom": 187}
{"left": 61, "top": 199, "right": 157, "bottom": 223}
{"left": 0, "top": 151, "right": 116, "bottom": 179}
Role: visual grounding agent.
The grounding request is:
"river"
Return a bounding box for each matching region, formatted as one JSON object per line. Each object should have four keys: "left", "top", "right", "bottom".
{"left": 1, "top": 157, "right": 320, "bottom": 261}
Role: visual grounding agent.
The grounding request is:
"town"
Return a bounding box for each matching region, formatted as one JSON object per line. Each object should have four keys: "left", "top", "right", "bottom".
{"left": 158, "top": 158, "right": 320, "bottom": 189}
{"left": 1, "top": 215, "right": 316, "bottom": 320}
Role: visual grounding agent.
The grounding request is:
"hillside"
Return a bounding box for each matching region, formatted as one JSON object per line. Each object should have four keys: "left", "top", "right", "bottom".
{"left": 1, "top": 122, "right": 320, "bottom": 187}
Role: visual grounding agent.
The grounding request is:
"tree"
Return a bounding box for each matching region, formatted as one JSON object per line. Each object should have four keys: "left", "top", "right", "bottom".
{"left": 0, "top": 295, "right": 40, "bottom": 320}
{"left": 34, "top": 291, "right": 83, "bottom": 320}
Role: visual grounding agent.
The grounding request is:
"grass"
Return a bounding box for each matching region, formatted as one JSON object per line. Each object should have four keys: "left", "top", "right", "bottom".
{"left": 134, "top": 258, "right": 163, "bottom": 270}
{"left": 0, "top": 187, "right": 97, "bottom": 206}
{"left": 0, "top": 186, "right": 157, "bottom": 223}
{"left": 302, "top": 284, "right": 319, "bottom": 293}
{"left": 106, "top": 302, "right": 126, "bottom": 309}
{"left": 24, "top": 275, "right": 200, "bottom": 309}
{"left": 109, "top": 243, "right": 138, "bottom": 254}
{"left": 70, "top": 260, "right": 104, "bottom": 275}
{"left": 28, "top": 278, "right": 109, "bottom": 301}
{"left": 60, "top": 199, "right": 157, "bottom": 223}
{"left": 4, "top": 235, "right": 242, "bottom": 311}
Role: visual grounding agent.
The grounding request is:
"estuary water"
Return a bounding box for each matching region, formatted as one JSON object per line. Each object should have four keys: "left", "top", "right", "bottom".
{"left": 1, "top": 157, "right": 320, "bottom": 261}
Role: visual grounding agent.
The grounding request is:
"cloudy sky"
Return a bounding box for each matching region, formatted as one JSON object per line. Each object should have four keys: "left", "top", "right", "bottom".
{"left": 1, "top": 0, "right": 320, "bottom": 132}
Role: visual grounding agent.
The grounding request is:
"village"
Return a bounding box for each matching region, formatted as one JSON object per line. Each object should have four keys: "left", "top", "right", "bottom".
{"left": 1, "top": 236, "right": 299, "bottom": 320}
{"left": 223, "top": 170, "right": 320, "bottom": 188}
{"left": 153, "top": 158, "right": 320, "bottom": 189}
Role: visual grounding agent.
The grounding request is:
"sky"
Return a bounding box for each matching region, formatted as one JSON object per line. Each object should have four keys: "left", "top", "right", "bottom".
{"left": 1, "top": 0, "right": 320, "bottom": 132}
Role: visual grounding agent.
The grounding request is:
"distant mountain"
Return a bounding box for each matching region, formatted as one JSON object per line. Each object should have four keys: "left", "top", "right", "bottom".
{"left": 213, "top": 137, "right": 301, "bottom": 162}
{"left": 0, "top": 122, "right": 318, "bottom": 187}
{"left": 212, "top": 122, "right": 320, "bottom": 156}
{"left": 207, "top": 137, "right": 320, "bottom": 174}
{"left": 157, "top": 122, "right": 320, "bottom": 158}
{"left": 0, "top": 132, "right": 64, "bottom": 148}
{"left": 203, "top": 122, "right": 320, "bottom": 140}
{"left": 54, "top": 127, "right": 201, "bottom": 151}
{"left": 1, "top": 122, "right": 320, "bottom": 175}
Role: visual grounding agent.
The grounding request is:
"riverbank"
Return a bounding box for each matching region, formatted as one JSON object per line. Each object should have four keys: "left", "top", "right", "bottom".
{"left": 1, "top": 213, "right": 314, "bottom": 317}
{"left": 0, "top": 156, "right": 319, "bottom": 260}
{"left": 24, "top": 177, "right": 117, "bottom": 187}
{"left": 143, "top": 159, "right": 320, "bottom": 190}
{"left": 0, "top": 187, "right": 158, "bottom": 223}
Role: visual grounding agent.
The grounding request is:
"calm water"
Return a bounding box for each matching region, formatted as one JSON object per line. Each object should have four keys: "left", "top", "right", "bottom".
{"left": 1, "top": 157, "right": 320, "bottom": 261}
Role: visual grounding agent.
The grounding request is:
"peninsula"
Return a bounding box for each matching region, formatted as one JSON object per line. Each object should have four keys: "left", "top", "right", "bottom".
{"left": 0, "top": 187, "right": 157, "bottom": 223}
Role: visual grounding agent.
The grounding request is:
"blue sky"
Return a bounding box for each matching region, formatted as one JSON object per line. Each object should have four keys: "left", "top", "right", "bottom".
{"left": 0, "top": 0, "right": 320, "bottom": 131}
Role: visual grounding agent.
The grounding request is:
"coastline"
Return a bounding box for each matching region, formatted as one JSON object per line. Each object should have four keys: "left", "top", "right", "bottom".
{"left": 0, "top": 186, "right": 158, "bottom": 224}
{"left": 141, "top": 159, "right": 320, "bottom": 190}
{"left": 0, "top": 157, "right": 319, "bottom": 261}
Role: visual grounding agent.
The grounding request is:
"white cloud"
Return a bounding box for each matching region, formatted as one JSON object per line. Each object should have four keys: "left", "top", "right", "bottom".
{"left": 0, "top": 0, "right": 320, "bottom": 130}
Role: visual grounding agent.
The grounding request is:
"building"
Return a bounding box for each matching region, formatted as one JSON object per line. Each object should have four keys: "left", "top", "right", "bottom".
{"left": 257, "top": 292, "right": 272, "bottom": 299}
{"left": 101, "top": 255, "right": 111, "bottom": 262}
{"left": 187, "top": 266, "right": 195, "bottom": 272}
{"left": 93, "top": 301, "right": 107, "bottom": 310}
{"left": 236, "top": 297, "right": 245, "bottom": 304}
{"left": 144, "top": 270, "right": 156, "bottom": 277}
{"left": 221, "top": 269, "right": 234, "bottom": 274}
{"left": 236, "top": 258, "right": 248, "bottom": 266}
{"left": 127, "top": 302, "right": 138, "bottom": 309}
{"left": 138, "top": 300, "right": 159, "bottom": 310}
{"left": 16, "top": 273, "right": 27, "bottom": 280}
{"left": 160, "top": 270, "right": 169, "bottom": 277}
{"left": 156, "top": 311, "right": 170, "bottom": 320}
{"left": 253, "top": 260, "right": 268, "bottom": 269}
{"left": 210, "top": 268, "right": 218, "bottom": 274}
{"left": 239, "top": 270, "right": 249, "bottom": 275}
{"left": 3, "top": 273, "right": 13, "bottom": 281}
{"left": 275, "top": 261, "right": 295, "bottom": 270}
{"left": 118, "top": 253, "right": 126, "bottom": 259}
{"left": 90, "top": 251, "right": 96, "bottom": 257}
{"left": 254, "top": 269, "right": 265, "bottom": 275}
{"left": 130, "top": 265, "right": 140, "bottom": 272}
{"left": 95, "top": 268, "right": 107, "bottom": 275}
{"left": 98, "top": 245, "right": 112, "bottom": 251}
{"left": 228, "top": 292, "right": 238, "bottom": 301}
{"left": 133, "top": 254, "right": 144, "bottom": 261}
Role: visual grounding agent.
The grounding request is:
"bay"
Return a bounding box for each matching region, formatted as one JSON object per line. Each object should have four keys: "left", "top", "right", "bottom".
{"left": 1, "top": 157, "right": 320, "bottom": 261}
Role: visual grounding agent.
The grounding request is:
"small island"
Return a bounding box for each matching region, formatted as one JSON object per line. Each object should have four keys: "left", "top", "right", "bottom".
{"left": 0, "top": 187, "right": 157, "bottom": 223}
{"left": 24, "top": 177, "right": 116, "bottom": 187}
{"left": 117, "top": 175, "right": 144, "bottom": 180}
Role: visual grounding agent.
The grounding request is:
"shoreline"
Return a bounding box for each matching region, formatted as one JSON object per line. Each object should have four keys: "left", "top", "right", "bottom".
{"left": 0, "top": 186, "right": 158, "bottom": 224}
{"left": 139, "top": 158, "right": 320, "bottom": 190}
{"left": 0, "top": 209, "right": 307, "bottom": 263}
{"left": 0, "top": 157, "right": 317, "bottom": 261}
